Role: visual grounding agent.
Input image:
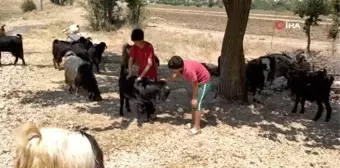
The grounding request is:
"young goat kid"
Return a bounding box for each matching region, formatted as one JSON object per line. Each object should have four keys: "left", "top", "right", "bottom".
{"left": 119, "top": 65, "right": 170, "bottom": 126}
{"left": 14, "top": 123, "right": 104, "bottom": 168}
{"left": 287, "top": 69, "right": 334, "bottom": 122}
{"left": 88, "top": 42, "right": 107, "bottom": 73}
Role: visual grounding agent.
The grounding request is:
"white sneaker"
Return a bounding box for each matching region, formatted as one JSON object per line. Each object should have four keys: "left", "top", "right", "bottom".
{"left": 185, "top": 123, "right": 192, "bottom": 129}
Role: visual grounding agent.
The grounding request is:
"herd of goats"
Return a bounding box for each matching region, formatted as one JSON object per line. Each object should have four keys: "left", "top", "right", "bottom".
{"left": 0, "top": 24, "right": 338, "bottom": 167}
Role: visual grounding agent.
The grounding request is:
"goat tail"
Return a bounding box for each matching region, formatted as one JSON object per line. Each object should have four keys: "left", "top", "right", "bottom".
{"left": 15, "top": 123, "right": 42, "bottom": 148}
{"left": 16, "top": 34, "right": 22, "bottom": 39}
{"left": 14, "top": 123, "right": 42, "bottom": 168}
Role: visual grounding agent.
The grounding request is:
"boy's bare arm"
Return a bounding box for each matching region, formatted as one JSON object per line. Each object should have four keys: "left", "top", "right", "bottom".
{"left": 139, "top": 57, "right": 153, "bottom": 78}
{"left": 161, "top": 72, "right": 179, "bottom": 81}
{"left": 192, "top": 81, "right": 199, "bottom": 100}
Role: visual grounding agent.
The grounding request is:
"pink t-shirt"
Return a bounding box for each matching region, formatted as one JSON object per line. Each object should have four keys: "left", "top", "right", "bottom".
{"left": 181, "top": 60, "right": 211, "bottom": 85}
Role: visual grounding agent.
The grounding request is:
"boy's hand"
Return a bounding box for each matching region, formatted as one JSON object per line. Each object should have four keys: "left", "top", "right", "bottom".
{"left": 136, "top": 77, "right": 142, "bottom": 81}
{"left": 160, "top": 78, "right": 167, "bottom": 81}
{"left": 191, "top": 99, "right": 198, "bottom": 108}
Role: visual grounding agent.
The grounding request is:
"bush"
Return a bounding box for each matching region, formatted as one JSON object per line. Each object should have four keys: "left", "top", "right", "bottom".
{"left": 21, "top": 0, "right": 37, "bottom": 12}
{"left": 83, "top": 0, "right": 126, "bottom": 31}
{"left": 50, "top": 0, "right": 73, "bottom": 6}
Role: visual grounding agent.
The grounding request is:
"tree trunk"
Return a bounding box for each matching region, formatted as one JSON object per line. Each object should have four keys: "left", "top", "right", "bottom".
{"left": 306, "top": 24, "right": 311, "bottom": 53}
{"left": 107, "top": 0, "right": 113, "bottom": 24}
{"left": 218, "top": 0, "right": 251, "bottom": 102}
{"left": 332, "top": 39, "right": 336, "bottom": 57}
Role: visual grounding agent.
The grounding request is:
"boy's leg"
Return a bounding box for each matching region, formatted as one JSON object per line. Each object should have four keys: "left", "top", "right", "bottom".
{"left": 192, "top": 82, "right": 211, "bottom": 131}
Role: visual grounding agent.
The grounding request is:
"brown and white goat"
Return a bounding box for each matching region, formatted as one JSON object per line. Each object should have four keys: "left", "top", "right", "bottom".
{"left": 13, "top": 123, "right": 104, "bottom": 168}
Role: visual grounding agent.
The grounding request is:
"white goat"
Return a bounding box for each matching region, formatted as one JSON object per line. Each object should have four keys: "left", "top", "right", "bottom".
{"left": 13, "top": 123, "right": 104, "bottom": 168}
{"left": 63, "top": 24, "right": 80, "bottom": 35}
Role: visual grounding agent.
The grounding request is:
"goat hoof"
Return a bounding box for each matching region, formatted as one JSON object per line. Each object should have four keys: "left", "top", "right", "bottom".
{"left": 119, "top": 113, "right": 124, "bottom": 116}
{"left": 325, "top": 118, "right": 330, "bottom": 122}
{"left": 291, "top": 110, "right": 297, "bottom": 113}
{"left": 313, "top": 118, "right": 319, "bottom": 121}
{"left": 127, "top": 108, "right": 131, "bottom": 112}
{"left": 150, "top": 115, "right": 157, "bottom": 121}
{"left": 137, "top": 122, "right": 143, "bottom": 128}
{"left": 300, "top": 111, "right": 305, "bottom": 114}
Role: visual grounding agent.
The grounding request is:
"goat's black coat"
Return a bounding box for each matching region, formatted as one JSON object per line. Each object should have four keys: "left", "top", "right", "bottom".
{"left": 246, "top": 58, "right": 267, "bottom": 103}
{"left": 71, "top": 42, "right": 91, "bottom": 62}
{"left": 287, "top": 69, "right": 334, "bottom": 122}
{"left": 52, "top": 39, "right": 72, "bottom": 70}
{"left": 73, "top": 37, "right": 93, "bottom": 50}
{"left": 79, "top": 130, "right": 105, "bottom": 168}
{"left": 0, "top": 34, "right": 25, "bottom": 66}
{"left": 118, "top": 65, "right": 170, "bottom": 126}
{"left": 88, "top": 42, "right": 107, "bottom": 73}
{"left": 64, "top": 55, "right": 102, "bottom": 101}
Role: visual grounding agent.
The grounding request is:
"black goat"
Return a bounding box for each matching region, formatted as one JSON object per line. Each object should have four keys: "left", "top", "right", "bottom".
{"left": 246, "top": 58, "right": 267, "bottom": 103}
{"left": 0, "top": 34, "right": 25, "bottom": 66}
{"left": 245, "top": 56, "right": 276, "bottom": 102}
{"left": 64, "top": 55, "right": 102, "bottom": 101}
{"left": 52, "top": 39, "right": 72, "bottom": 70}
{"left": 287, "top": 69, "right": 334, "bottom": 122}
{"left": 88, "top": 42, "right": 107, "bottom": 73}
{"left": 119, "top": 64, "right": 170, "bottom": 126}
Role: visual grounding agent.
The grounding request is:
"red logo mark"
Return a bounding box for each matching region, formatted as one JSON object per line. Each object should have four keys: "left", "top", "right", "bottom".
{"left": 274, "top": 20, "right": 285, "bottom": 30}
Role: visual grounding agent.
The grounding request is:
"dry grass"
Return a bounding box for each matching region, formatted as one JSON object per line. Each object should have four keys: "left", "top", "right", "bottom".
{"left": 0, "top": 1, "right": 339, "bottom": 168}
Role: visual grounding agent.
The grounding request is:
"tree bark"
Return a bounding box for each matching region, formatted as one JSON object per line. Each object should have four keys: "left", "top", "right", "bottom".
{"left": 218, "top": 0, "right": 251, "bottom": 102}
{"left": 107, "top": 0, "right": 113, "bottom": 24}
{"left": 306, "top": 24, "right": 311, "bottom": 53}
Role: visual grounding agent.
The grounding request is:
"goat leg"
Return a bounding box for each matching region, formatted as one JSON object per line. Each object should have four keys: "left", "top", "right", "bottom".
{"left": 125, "top": 98, "right": 131, "bottom": 112}
{"left": 53, "top": 58, "right": 57, "bottom": 69}
{"left": 291, "top": 95, "right": 300, "bottom": 113}
{"left": 119, "top": 93, "right": 125, "bottom": 116}
{"left": 313, "top": 101, "right": 324, "bottom": 121}
{"left": 137, "top": 103, "right": 143, "bottom": 128}
{"left": 68, "top": 86, "right": 73, "bottom": 94}
{"left": 75, "top": 87, "right": 80, "bottom": 97}
{"left": 14, "top": 57, "right": 18, "bottom": 65}
{"left": 21, "top": 58, "right": 26, "bottom": 65}
{"left": 96, "top": 63, "right": 100, "bottom": 74}
{"left": 324, "top": 100, "right": 332, "bottom": 122}
{"left": 0, "top": 52, "right": 2, "bottom": 66}
{"left": 300, "top": 98, "right": 305, "bottom": 114}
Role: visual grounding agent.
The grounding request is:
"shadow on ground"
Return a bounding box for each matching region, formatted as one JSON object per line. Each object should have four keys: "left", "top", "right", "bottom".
{"left": 16, "top": 51, "right": 340, "bottom": 150}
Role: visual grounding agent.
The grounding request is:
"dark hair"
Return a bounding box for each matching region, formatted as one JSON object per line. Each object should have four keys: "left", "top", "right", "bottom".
{"left": 168, "top": 56, "right": 184, "bottom": 69}
{"left": 131, "top": 29, "right": 144, "bottom": 41}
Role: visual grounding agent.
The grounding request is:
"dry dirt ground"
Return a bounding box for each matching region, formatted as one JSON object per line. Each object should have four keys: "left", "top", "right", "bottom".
{"left": 0, "top": 2, "right": 339, "bottom": 168}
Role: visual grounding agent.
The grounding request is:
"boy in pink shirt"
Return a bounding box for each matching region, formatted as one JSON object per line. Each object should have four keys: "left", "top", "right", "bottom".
{"left": 162, "top": 56, "right": 211, "bottom": 135}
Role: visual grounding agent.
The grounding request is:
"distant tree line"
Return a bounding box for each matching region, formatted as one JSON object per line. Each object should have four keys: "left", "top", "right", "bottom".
{"left": 152, "top": 0, "right": 301, "bottom": 11}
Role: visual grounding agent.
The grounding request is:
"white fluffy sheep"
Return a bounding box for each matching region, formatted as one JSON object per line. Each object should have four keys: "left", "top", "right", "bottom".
{"left": 13, "top": 123, "right": 104, "bottom": 168}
